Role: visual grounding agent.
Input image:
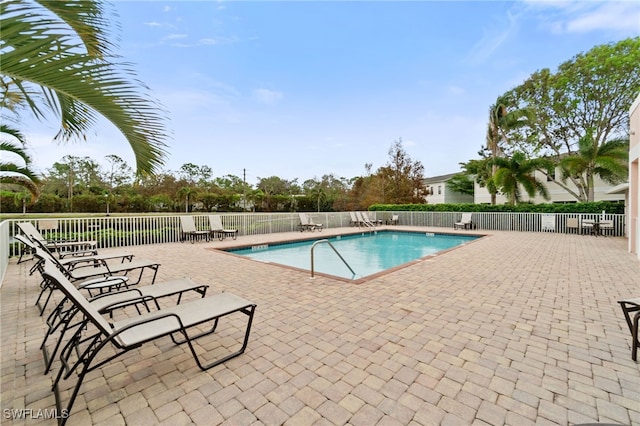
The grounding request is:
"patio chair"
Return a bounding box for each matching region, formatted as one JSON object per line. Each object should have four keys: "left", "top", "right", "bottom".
{"left": 16, "top": 233, "right": 134, "bottom": 276}
{"left": 17, "top": 221, "right": 97, "bottom": 254}
{"left": 599, "top": 220, "right": 614, "bottom": 236}
{"left": 362, "top": 211, "right": 381, "bottom": 226}
{"left": 41, "top": 263, "right": 256, "bottom": 426}
{"left": 306, "top": 214, "right": 323, "bottom": 231}
{"left": 208, "top": 215, "right": 238, "bottom": 240}
{"left": 581, "top": 219, "right": 596, "bottom": 235}
{"left": 349, "top": 212, "right": 360, "bottom": 227}
{"left": 356, "top": 212, "right": 375, "bottom": 228}
{"left": 179, "top": 216, "right": 210, "bottom": 243}
{"left": 454, "top": 213, "right": 473, "bottom": 230}
{"left": 32, "top": 242, "right": 160, "bottom": 313}
{"left": 40, "top": 265, "right": 209, "bottom": 374}
{"left": 566, "top": 217, "right": 580, "bottom": 234}
{"left": 389, "top": 214, "right": 399, "bottom": 225}
{"left": 618, "top": 298, "right": 640, "bottom": 361}
{"left": 298, "top": 213, "right": 322, "bottom": 232}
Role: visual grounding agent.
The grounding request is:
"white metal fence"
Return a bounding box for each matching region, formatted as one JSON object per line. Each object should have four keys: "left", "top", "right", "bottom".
{"left": 0, "top": 211, "right": 626, "bottom": 285}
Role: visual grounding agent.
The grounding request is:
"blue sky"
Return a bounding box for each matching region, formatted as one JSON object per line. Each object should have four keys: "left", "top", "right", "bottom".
{"left": 25, "top": 0, "right": 640, "bottom": 185}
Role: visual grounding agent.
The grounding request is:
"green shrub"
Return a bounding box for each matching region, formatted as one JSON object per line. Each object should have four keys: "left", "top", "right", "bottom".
{"left": 369, "top": 201, "right": 624, "bottom": 214}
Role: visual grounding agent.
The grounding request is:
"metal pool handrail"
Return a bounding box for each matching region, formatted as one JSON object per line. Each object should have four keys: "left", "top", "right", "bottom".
{"left": 310, "top": 239, "right": 356, "bottom": 279}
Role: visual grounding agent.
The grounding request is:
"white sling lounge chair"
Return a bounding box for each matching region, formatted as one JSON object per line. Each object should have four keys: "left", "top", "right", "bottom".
{"left": 16, "top": 234, "right": 134, "bottom": 276}
{"left": 39, "top": 263, "right": 209, "bottom": 374}
{"left": 356, "top": 211, "right": 375, "bottom": 228}
{"left": 298, "top": 213, "right": 322, "bottom": 232}
{"left": 454, "top": 213, "right": 473, "bottom": 230}
{"left": 179, "top": 216, "right": 210, "bottom": 243}
{"left": 41, "top": 264, "right": 256, "bottom": 426}
{"left": 17, "top": 221, "right": 97, "bottom": 254}
{"left": 32, "top": 242, "right": 160, "bottom": 313}
{"left": 208, "top": 215, "right": 238, "bottom": 240}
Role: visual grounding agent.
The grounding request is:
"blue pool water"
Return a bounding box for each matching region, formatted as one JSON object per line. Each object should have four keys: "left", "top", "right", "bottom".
{"left": 227, "top": 231, "right": 479, "bottom": 280}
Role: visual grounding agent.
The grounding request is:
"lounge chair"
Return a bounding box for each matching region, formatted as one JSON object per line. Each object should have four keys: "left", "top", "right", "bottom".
{"left": 41, "top": 263, "right": 256, "bottom": 425}
{"left": 356, "top": 211, "right": 375, "bottom": 228}
{"left": 349, "top": 212, "right": 360, "bottom": 227}
{"left": 17, "top": 221, "right": 97, "bottom": 254}
{"left": 32, "top": 242, "right": 160, "bottom": 313}
{"left": 389, "top": 214, "right": 399, "bottom": 225}
{"left": 40, "top": 264, "right": 209, "bottom": 374}
{"left": 298, "top": 213, "right": 322, "bottom": 232}
{"left": 307, "top": 214, "right": 323, "bottom": 231}
{"left": 454, "top": 213, "right": 473, "bottom": 230}
{"left": 362, "top": 211, "right": 381, "bottom": 226}
{"left": 15, "top": 234, "right": 134, "bottom": 276}
{"left": 618, "top": 298, "right": 640, "bottom": 361}
{"left": 208, "top": 215, "right": 238, "bottom": 240}
{"left": 179, "top": 216, "right": 210, "bottom": 243}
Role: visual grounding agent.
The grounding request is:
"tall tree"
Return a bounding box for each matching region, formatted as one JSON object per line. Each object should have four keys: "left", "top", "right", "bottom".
{"left": 46, "top": 155, "right": 103, "bottom": 211}
{"left": 0, "top": 0, "right": 169, "bottom": 175}
{"left": 506, "top": 37, "right": 639, "bottom": 200}
{"left": 485, "top": 95, "right": 534, "bottom": 204}
{"left": 377, "top": 138, "right": 428, "bottom": 204}
{"left": 559, "top": 131, "right": 628, "bottom": 202}
{"left": 491, "top": 152, "right": 552, "bottom": 205}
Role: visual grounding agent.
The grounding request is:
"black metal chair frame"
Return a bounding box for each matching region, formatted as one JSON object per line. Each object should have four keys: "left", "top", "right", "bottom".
{"left": 619, "top": 299, "right": 640, "bottom": 361}
{"left": 32, "top": 241, "right": 160, "bottom": 314}
{"left": 40, "top": 272, "right": 209, "bottom": 375}
{"left": 42, "top": 265, "right": 256, "bottom": 426}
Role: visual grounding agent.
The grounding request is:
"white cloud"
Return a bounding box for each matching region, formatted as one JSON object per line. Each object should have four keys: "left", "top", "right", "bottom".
{"left": 166, "top": 33, "right": 188, "bottom": 40}
{"left": 468, "top": 11, "right": 520, "bottom": 64}
{"left": 253, "top": 89, "right": 284, "bottom": 105}
{"left": 523, "top": 0, "right": 640, "bottom": 34}
{"left": 564, "top": 2, "right": 640, "bottom": 33}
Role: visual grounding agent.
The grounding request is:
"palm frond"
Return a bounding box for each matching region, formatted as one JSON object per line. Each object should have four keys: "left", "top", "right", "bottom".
{"left": 1, "top": 0, "right": 170, "bottom": 175}
{"left": 34, "top": 0, "right": 118, "bottom": 58}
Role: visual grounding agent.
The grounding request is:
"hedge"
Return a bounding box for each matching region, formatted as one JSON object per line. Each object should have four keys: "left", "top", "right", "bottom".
{"left": 369, "top": 201, "right": 625, "bottom": 214}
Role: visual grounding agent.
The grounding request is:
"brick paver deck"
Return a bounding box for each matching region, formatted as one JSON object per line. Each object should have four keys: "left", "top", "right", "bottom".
{"left": 1, "top": 226, "right": 639, "bottom": 425}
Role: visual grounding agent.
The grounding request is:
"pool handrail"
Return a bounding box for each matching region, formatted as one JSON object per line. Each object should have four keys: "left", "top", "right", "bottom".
{"left": 310, "top": 239, "right": 356, "bottom": 279}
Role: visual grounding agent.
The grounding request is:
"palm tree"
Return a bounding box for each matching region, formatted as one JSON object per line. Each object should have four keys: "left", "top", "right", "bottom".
{"left": 176, "top": 186, "right": 199, "bottom": 213}
{"left": 1, "top": 0, "right": 168, "bottom": 175}
{"left": 486, "top": 95, "right": 535, "bottom": 204}
{"left": 0, "top": 124, "right": 41, "bottom": 201}
{"left": 491, "top": 152, "right": 551, "bottom": 205}
{"left": 560, "top": 130, "right": 628, "bottom": 202}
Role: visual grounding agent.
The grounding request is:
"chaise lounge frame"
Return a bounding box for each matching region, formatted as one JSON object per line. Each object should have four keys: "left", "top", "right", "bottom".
{"left": 17, "top": 221, "right": 98, "bottom": 254}
{"left": 42, "top": 264, "right": 257, "bottom": 426}
{"left": 40, "top": 270, "right": 209, "bottom": 374}
{"left": 32, "top": 242, "right": 160, "bottom": 314}
{"left": 619, "top": 298, "right": 640, "bottom": 361}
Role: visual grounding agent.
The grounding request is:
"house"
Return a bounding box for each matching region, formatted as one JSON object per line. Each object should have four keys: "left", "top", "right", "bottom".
{"left": 424, "top": 173, "right": 474, "bottom": 204}
{"left": 473, "top": 168, "right": 627, "bottom": 205}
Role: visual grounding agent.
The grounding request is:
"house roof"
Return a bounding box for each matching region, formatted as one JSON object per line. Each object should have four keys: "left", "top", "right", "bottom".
{"left": 423, "top": 172, "right": 460, "bottom": 184}
{"left": 606, "top": 182, "right": 629, "bottom": 194}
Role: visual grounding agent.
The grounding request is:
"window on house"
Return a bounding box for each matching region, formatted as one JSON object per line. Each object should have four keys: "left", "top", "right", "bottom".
{"left": 438, "top": 185, "right": 442, "bottom": 195}
{"left": 546, "top": 169, "right": 556, "bottom": 182}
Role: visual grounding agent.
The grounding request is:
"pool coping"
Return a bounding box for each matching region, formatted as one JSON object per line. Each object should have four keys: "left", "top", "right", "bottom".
{"left": 208, "top": 228, "right": 487, "bottom": 284}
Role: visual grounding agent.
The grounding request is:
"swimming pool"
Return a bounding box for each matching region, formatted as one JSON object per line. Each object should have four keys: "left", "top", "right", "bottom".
{"left": 226, "top": 231, "right": 479, "bottom": 280}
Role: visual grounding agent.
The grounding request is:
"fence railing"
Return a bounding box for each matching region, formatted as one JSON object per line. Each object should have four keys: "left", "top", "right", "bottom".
{"left": 0, "top": 211, "right": 626, "bottom": 285}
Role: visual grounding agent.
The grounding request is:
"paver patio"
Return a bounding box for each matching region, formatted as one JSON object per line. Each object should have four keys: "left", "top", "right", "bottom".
{"left": 1, "top": 226, "right": 639, "bottom": 425}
